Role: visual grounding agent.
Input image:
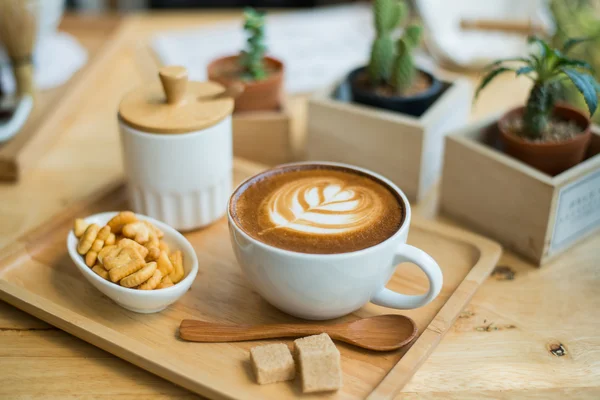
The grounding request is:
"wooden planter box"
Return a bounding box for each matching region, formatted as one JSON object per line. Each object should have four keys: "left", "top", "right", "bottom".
{"left": 232, "top": 103, "right": 293, "bottom": 166}
{"left": 306, "top": 75, "right": 472, "bottom": 202}
{"left": 440, "top": 113, "right": 600, "bottom": 265}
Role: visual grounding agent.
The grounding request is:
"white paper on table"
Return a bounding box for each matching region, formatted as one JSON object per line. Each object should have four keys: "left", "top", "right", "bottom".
{"left": 152, "top": 4, "right": 377, "bottom": 94}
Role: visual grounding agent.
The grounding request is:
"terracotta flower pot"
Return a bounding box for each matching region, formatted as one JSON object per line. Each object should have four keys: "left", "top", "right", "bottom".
{"left": 498, "top": 105, "right": 592, "bottom": 176}
{"left": 207, "top": 55, "right": 284, "bottom": 113}
{"left": 347, "top": 66, "right": 443, "bottom": 117}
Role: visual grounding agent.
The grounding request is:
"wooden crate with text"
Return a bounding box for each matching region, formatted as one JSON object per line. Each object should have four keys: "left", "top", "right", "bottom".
{"left": 440, "top": 113, "right": 600, "bottom": 265}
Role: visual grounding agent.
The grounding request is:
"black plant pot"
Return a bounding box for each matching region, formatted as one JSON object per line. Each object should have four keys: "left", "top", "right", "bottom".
{"left": 348, "top": 66, "right": 443, "bottom": 117}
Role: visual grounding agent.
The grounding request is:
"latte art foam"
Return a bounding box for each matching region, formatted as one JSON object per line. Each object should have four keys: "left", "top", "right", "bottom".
{"left": 231, "top": 165, "right": 405, "bottom": 254}
{"left": 262, "top": 178, "right": 381, "bottom": 235}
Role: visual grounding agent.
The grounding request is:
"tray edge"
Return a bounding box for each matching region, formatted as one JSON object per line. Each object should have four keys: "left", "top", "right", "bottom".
{"left": 366, "top": 219, "right": 502, "bottom": 399}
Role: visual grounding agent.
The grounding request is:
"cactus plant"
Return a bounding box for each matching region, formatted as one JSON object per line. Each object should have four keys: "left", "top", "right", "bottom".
{"left": 239, "top": 7, "right": 267, "bottom": 81}
{"left": 368, "top": 0, "right": 404, "bottom": 85}
{"left": 390, "top": 25, "right": 423, "bottom": 94}
{"left": 207, "top": 7, "right": 284, "bottom": 112}
{"left": 475, "top": 36, "right": 599, "bottom": 140}
{"left": 367, "top": 0, "right": 423, "bottom": 93}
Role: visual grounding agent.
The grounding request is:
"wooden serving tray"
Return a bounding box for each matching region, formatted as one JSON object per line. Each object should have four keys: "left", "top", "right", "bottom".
{"left": 0, "top": 162, "right": 501, "bottom": 400}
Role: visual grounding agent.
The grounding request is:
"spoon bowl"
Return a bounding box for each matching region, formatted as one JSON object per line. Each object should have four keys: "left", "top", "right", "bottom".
{"left": 328, "top": 314, "right": 418, "bottom": 351}
{"left": 179, "top": 314, "right": 418, "bottom": 352}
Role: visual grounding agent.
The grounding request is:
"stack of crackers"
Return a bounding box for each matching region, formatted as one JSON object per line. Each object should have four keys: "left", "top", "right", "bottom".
{"left": 74, "top": 211, "right": 184, "bottom": 290}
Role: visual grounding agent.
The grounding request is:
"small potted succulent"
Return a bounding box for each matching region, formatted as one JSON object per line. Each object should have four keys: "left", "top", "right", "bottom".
{"left": 476, "top": 36, "right": 599, "bottom": 175}
{"left": 348, "top": 0, "right": 443, "bottom": 116}
{"left": 207, "top": 8, "right": 284, "bottom": 112}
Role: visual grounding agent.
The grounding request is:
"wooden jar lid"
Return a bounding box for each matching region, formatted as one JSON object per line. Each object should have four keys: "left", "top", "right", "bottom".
{"left": 118, "top": 66, "right": 236, "bottom": 134}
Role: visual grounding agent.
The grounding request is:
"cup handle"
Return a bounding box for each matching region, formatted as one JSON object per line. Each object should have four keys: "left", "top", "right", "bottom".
{"left": 370, "top": 244, "right": 443, "bottom": 309}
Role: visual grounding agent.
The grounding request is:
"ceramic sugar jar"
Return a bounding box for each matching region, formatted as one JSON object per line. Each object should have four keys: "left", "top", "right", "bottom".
{"left": 118, "top": 66, "right": 234, "bottom": 231}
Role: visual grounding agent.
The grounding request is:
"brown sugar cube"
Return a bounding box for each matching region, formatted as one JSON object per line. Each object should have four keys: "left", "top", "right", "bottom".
{"left": 294, "top": 333, "right": 342, "bottom": 393}
{"left": 250, "top": 343, "right": 295, "bottom": 385}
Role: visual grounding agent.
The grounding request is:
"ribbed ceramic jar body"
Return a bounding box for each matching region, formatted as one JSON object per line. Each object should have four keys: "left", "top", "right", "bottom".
{"left": 119, "top": 116, "right": 232, "bottom": 231}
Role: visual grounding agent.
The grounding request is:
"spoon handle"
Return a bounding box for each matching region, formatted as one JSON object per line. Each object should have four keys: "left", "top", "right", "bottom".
{"left": 179, "top": 320, "right": 328, "bottom": 342}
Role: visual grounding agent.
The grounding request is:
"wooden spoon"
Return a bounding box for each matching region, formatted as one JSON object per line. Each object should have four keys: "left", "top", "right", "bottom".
{"left": 179, "top": 314, "right": 417, "bottom": 352}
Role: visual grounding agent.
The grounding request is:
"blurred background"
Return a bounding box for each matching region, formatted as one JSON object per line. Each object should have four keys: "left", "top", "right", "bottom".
{"left": 2, "top": 1, "right": 598, "bottom": 95}
{"left": 68, "top": 0, "right": 357, "bottom": 10}
{"left": 1, "top": 0, "right": 598, "bottom": 120}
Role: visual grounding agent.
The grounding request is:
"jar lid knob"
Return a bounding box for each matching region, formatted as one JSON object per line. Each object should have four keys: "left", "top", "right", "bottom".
{"left": 159, "top": 66, "right": 188, "bottom": 105}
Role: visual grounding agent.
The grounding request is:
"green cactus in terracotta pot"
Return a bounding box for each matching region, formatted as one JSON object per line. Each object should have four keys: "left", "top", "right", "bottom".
{"left": 207, "top": 7, "right": 284, "bottom": 112}
{"left": 239, "top": 7, "right": 267, "bottom": 81}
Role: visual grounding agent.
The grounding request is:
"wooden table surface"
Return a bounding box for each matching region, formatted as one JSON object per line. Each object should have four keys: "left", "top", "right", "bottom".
{"left": 1, "top": 12, "right": 599, "bottom": 400}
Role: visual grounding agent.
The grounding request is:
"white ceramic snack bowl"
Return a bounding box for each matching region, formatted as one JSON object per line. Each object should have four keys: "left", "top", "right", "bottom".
{"left": 67, "top": 212, "right": 198, "bottom": 313}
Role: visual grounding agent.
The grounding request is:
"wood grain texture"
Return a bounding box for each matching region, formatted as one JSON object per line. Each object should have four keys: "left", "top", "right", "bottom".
{"left": 0, "top": 12, "right": 599, "bottom": 400}
{"left": 232, "top": 105, "right": 293, "bottom": 165}
{"left": 397, "top": 242, "right": 600, "bottom": 399}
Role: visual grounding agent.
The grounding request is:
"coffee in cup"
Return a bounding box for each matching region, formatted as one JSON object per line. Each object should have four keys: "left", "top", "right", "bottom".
{"left": 230, "top": 164, "right": 405, "bottom": 254}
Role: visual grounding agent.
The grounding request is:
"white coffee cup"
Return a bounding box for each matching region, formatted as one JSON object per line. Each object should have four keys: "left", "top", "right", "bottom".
{"left": 227, "top": 161, "right": 443, "bottom": 320}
